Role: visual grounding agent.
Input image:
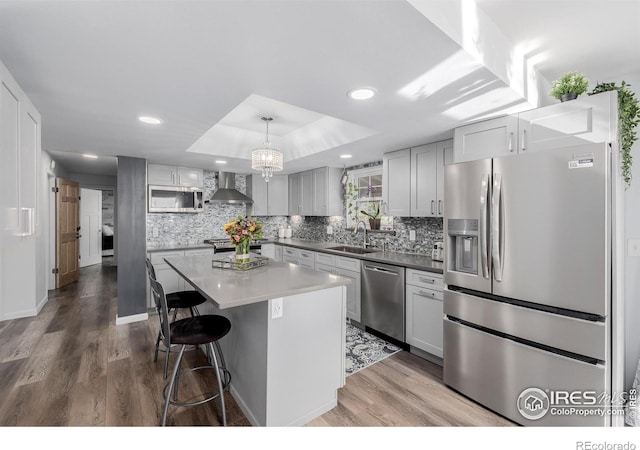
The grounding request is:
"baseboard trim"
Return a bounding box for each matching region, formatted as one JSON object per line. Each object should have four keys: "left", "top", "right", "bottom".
{"left": 115, "top": 312, "right": 148, "bottom": 326}
{"left": 2, "top": 308, "right": 37, "bottom": 321}
{"left": 36, "top": 293, "right": 48, "bottom": 314}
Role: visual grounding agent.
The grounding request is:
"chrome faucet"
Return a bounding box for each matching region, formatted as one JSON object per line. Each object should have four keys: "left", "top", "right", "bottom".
{"left": 354, "top": 220, "right": 370, "bottom": 248}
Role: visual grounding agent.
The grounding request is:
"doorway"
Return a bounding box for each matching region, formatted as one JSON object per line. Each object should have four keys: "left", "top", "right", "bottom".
{"left": 79, "top": 188, "right": 102, "bottom": 267}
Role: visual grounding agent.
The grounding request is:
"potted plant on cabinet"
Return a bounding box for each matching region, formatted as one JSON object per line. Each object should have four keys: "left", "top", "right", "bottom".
{"left": 549, "top": 71, "right": 589, "bottom": 102}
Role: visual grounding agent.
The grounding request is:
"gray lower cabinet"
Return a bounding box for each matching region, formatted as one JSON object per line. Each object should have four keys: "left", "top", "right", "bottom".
{"left": 147, "top": 248, "right": 214, "bottom": 308}
{"left": 315, "top": 253, "right": 361, "bottom": 322}
{"left": 405, "top": 269, "right": 443, "bottom": 360}
{"left": 282, "top": 245, "right": 315, "bottom": 269}
{"left": 261, "top": 243, "right": 282, "bottom": 261}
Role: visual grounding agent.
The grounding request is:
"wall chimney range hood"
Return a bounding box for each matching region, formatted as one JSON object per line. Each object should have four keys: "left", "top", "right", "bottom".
{"left": 208, "top": 171, "right": 253, "bottom": 204}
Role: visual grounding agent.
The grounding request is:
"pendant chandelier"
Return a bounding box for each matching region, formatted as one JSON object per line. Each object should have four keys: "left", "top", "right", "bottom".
{"left": 251, "top": 117, "right": 283, "bottom": 182}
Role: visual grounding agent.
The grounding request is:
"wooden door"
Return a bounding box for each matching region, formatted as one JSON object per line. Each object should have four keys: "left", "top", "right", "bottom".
{"left": 56, "top": 177, "right": 80, "bottom": 288}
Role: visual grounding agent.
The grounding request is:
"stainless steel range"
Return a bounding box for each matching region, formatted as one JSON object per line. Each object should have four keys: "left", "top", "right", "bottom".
{"left": 203, "top": 238, "right": 264, "bottom": 254}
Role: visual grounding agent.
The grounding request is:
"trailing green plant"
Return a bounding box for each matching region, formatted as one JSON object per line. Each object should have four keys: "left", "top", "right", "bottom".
{"left": 345, "top": 180, "right": 359, "bottom": 225}
{"left": 589, "top": 81, "right": 640, "bottom": 187}
{"left": 549, "top": 71, "right": 589, "bottom": 99}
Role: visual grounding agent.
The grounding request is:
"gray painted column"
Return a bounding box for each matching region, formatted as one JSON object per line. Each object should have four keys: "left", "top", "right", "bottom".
{"left": 116, "top": 156, "right": 147, "bottom": 318}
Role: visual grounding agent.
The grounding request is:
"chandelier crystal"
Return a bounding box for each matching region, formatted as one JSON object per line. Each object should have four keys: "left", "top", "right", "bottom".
{"left": 251, "top": 117, "right": 283, "bottom": 182}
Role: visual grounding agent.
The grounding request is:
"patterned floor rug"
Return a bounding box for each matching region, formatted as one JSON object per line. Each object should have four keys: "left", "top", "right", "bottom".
{"left": 345, "top": 323, "right": 401, "bottom": 376}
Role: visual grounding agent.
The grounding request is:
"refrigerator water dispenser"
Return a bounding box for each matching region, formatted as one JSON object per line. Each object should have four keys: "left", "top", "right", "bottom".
{"left": 447, "top": 219, "right": 478, "bottom": 275}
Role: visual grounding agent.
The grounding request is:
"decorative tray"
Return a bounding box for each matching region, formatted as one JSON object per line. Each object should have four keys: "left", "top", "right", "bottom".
{"left": 211, "top": 254, "right": 269, "bottom": 271}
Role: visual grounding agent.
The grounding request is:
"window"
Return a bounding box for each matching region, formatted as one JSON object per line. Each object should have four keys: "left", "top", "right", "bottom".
{"left": 345, "top": 166, "right": 383, "bottom": 228}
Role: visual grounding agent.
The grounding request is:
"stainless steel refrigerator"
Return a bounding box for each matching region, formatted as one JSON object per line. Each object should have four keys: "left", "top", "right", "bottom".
{"left": 443, "top": 142, "right": 613, "bottom": 426}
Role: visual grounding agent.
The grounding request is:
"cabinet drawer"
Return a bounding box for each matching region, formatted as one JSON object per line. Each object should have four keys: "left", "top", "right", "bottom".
{"left": 315, "top": 262, "right": 335, "bottom": 274}
{"left": 283, "top": 246, "right": 297, "bottom": 257}
{"left": 406, "top": 268, "right": 443, "bottom": 290}
{"left": 335, "top": 256, "right": 360, "bottom": 272}
{"left": 315, "top": 252, "right": 335, "bottom": 266}
{"left": 283, "top": 255, "right": 299, "bottom": 265}
{"left": 299, "top": 249, "right": 315, "bottom": 260}
{"left": 149, "top": 250, "right": 184, "bottom": 264}
{"left": 411, "top": 287, "right": 443, "bottom": 301}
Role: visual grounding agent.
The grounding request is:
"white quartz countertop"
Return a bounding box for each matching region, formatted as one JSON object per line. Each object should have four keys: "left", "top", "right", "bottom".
{"left": 164, "top": 254, "right": 351, "bottom": 310}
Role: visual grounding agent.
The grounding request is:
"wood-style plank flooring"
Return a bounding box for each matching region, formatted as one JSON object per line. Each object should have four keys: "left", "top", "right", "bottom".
{"left": 0, "top": 257, "right": 513, "bottom": 427}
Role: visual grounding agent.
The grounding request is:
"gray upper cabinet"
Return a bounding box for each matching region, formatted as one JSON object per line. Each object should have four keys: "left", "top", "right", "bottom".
{"left": 518, "top": 92, "right": 612, "bottom": 153}
{"left": 385, "top": 139, "right": 452, "bottom": 218}
{"left": 383, "top": 148, "right": 411, "bottom": 217}
{"left": 247, "top": 174, "right": 288, "bottom": 216}
{"left": 148, "top": 164, "right": 203, "bottom": 187}
{"left": 454, "top": 92, "right": 614, "bottom": 163}
{"left": 410, "top": 143, "right": 437, "bottom": 217}
{"left": 289, "top": 167, "right": 341, "bottom": 216}
{"left": 313, "top": 167, "right": 343, "bottom": 216}
{"left": 453, "top": 115, "right": 518, "bottom": 163}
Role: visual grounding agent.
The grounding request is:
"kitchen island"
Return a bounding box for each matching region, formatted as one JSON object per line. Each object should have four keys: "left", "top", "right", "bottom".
{"left": 163, "top": 254, "right": 350, "bottom": 426}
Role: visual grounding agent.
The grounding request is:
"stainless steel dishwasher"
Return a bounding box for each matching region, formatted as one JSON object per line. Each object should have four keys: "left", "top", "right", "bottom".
{"left": 361, "top": 261, "right": 405, "bottom": 342}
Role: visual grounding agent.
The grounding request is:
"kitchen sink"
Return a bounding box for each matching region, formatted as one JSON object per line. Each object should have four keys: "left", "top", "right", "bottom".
{"left": 327, "top": 245, "right": 379, "bottom": 255}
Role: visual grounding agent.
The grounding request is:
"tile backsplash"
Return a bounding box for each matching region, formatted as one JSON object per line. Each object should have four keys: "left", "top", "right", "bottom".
{"left": 146, "top": 170, "right": 444, "bottom": 255}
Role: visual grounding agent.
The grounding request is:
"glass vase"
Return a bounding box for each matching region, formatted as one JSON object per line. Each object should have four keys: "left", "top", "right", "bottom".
{"left": 235, "top": 239, "right": 251, "bottom": 267}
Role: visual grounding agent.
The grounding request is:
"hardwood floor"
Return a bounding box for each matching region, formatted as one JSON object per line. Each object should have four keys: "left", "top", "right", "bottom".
{"left": 0, "top": 257, "right": 513, "bottom": 427}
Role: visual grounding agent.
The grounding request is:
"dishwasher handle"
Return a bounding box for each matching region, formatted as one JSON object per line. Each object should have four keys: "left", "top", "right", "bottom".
{"left": 363, "top": 265, "right": 400, "bottom": 276}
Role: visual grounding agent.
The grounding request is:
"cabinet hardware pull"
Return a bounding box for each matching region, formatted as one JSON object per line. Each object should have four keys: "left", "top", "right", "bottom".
{"left": 418, "top": 290, "right": 438, "bottom": 298}
{"left": 431, "top": 200, "right": 435, "bottom": 215}
{"left": 508, "top": 132, "right": 514, "bottom": 152}
{"left": 438, "top": 200, "right": 442, "bottom": 215}
{"left": 419, "top": 277, "right": 435, "bottom": 284}
{"left": 521, "top": 129, "right": 527, "bottom": 151}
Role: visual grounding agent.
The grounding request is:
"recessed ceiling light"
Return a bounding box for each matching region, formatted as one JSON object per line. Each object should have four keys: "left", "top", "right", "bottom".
{"left": 215, "top": 160, "right": 227, "bottom": 164}
{"left": 348, "top": 88, "right": 376, "bottom": 100}
{"left": 82, "top": 154, "right": 98, "bottom": 159}
{"left": 340, "top": 154, "right": 352, "bottom": 159}
{"left": 138, "top": 115, "right": 163, "bottom": 125}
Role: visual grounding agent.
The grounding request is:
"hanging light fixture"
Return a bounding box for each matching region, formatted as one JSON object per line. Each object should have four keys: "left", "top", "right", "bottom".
{"left": 251, "top": 117, "right": 283, "bottom": 182}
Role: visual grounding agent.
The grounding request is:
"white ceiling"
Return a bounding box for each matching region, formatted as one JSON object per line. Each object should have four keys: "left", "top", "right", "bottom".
{"left": 0, "top": 0, "right": 637, "bottom": 177}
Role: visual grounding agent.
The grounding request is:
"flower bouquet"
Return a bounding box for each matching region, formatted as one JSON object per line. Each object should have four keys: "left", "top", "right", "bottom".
{"left": 223, "top": 216, "right": 263, "bottom": 265}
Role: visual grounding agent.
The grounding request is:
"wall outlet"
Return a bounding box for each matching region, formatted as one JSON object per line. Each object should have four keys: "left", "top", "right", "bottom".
{"left": 628, "top": 239, "right": 640, "bottom": 257}
{"left": 326, "top": 225, "right": 333, "bottom": 235}
{"left": 409, "top": 230, "right": 416, "bottom": 241}
{"left": 271, "top": 298, "right": 284, "bottom": 319}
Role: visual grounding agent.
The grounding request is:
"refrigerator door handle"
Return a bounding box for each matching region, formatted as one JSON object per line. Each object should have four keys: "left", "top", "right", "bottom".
{"left": 479, "top": 173, "right": 490, "bottom": 279}
{"left": 492, "top": 173, "right": 504, "bottom": 281}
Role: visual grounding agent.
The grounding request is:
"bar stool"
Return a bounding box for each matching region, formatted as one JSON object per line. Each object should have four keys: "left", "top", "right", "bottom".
{"left": 146, "top": 257, "right": 208, "bottom": 378}
{"left": 149, "top": 275, "right": 231, "bottom": 426}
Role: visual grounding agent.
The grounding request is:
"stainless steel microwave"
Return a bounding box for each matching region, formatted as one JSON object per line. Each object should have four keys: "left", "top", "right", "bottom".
{"left": 148, "top": 185, "right": 204, "bottom": 213}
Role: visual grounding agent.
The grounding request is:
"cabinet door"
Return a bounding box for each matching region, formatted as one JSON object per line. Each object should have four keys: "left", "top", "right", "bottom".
{"left": 300, "top": 170, "right": 314, "bottom": 216}
{"left": 267, "top": 175, "right": 289, "bottom": 216}
{"left": 405, "top": 284, "right": 443, "bottom": 358}
{"left": 410, "top": 144, "right": 437, "bottom": 217}
{"left": 336, "top": 268, "right": 361, "bottom": 323}
{"left": 247, "top": 175, "right": 269, "bottom": 216}
{"left": 177, "top": 167, "right": 203, "bottom": 187}
{"left": 383, "top": 148, "right": 411, "bottom": 217}
{"left": 148, "top": 164, "right": 177, "bottom": 185}
{"left": 288, "top": 173, "right": 301, "bottom": 215}
{"left": 518, "top": 92, "right": 612, "bottom": 154}
{"left": 436, "top": 139, "right": 453, "bottom": 217}
{"left": 312, "top": 167, "right": 328, "bottom": 216}
{"left": 298, "top": 249, "right": 315, "bottom": 270}
{"left": 453, "top": 115, "right": 518, "bottom": 163}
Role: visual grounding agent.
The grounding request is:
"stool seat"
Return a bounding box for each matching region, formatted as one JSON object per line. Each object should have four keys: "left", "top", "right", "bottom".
{"left": 166, "top": 290, "right": 207, "bottom": 310}
{"left": 171, "top": 315, "right": 231, "bottom": 346}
